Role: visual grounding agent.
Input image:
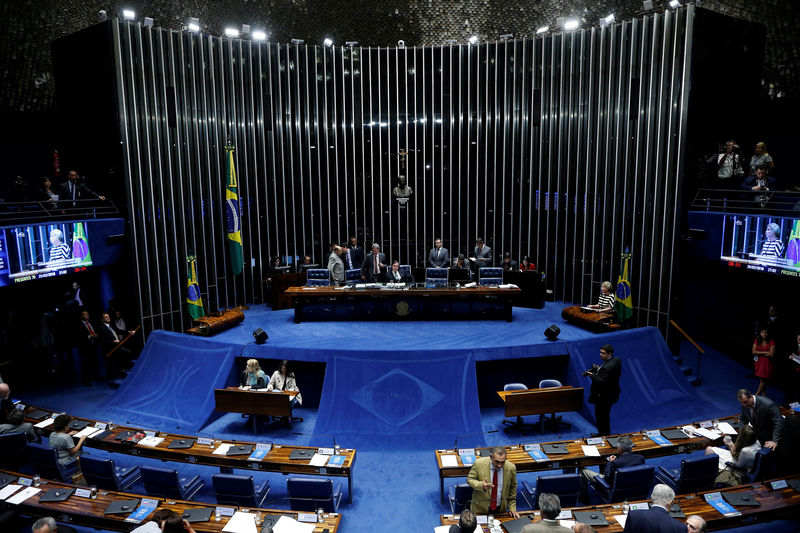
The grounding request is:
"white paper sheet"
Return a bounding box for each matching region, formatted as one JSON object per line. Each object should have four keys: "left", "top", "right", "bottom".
{"left": 0, "top": 484, "right": 23, "bottom": 501}
{"left": 614, "top": 515, "right": 627, "bottom": 527}
{"left": 221, "top": 511, "right": 257, "bottom": 533}
{"left": 6, "top": 487, "right": 41, "bottom": 505}
{"left": 272, "top": 515, "right": 315, "bottom": 533}
{"left": 137, "top": 436, "right": 165, "bottom": 447}
{"left": 434, "top": 526, "right": 451, "bottom": 533}
{"left": 440, "top": 454, "right": 458, "bottom": 467}
{"left": 693, "top": 427, "right": 722, "bottom": 440}
{"left": 213, "top": 443, "right": 232, "bottom": 455}
{"left": 309, "top": 453, "right": 329, "bottom": 467}
{"left": 709, "top": 446, "right": 733, "bottom": 470}
{"left": 559, "top": 520, "right": 577, "bottom": 528}
{"left": 581, "top": 445, "right": 601, "bottom": 457}
{"left": 34, "top": 418, "right": 55, "bottom": 429}
{"left": 74, "top": 426, "right": 103, "bottom": 438}
{"left": 717, "top": 422, "right": 737, "bottom": 435}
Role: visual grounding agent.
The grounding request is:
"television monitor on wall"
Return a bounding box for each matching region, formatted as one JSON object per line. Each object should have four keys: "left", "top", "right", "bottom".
{"left": 720, "top": 214, "right": 800, "bottom": 277}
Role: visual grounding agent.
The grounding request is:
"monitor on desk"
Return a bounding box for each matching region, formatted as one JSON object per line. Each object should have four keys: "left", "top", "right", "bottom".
{"left": 448, "top": 268, "right": 471, "bottom": 284}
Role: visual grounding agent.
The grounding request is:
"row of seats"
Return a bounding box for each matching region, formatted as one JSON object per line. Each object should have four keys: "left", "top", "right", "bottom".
{"left": 0, "top": 432, "right": 343, "bottom": 512}
{"left": 447, "top": 448, "right": 774, "bottom": 514}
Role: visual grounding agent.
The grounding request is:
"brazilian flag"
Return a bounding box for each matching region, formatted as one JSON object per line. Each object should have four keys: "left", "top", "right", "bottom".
{"left": 615, "top": 249, "right": 633, "bottom": 323}
{"left": 787, "top": 220, "right": 800, "bottom": 266}
{"left": 225, "top": 144, "right": 243, "bottom": 275}
{"left": 72, "top": 222, "right": 91, "bottom": 264}
{"left": 187, "top": 256, "right": 205, "bottom": 320}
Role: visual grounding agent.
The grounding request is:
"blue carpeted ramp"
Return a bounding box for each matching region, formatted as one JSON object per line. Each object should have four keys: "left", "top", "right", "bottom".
{"left": 313, "top": 349, "right": 483, "bottom": 446}
{"left": 101, "top": 331, "right": 239, "bottom": 432}
{"left": 565, "top": 327, "right": 717, "bottom": 433}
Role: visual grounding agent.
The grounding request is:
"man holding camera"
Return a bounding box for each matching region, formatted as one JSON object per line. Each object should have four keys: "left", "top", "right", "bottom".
{"left": 582, "top": 344, "right": 622, "bottom": 436}
{"left": 711, "top": 140, "right": 745, "bottom": 185}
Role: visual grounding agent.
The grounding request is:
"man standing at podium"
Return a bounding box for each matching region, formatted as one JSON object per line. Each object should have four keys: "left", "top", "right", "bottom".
{"left": 583, "top": 344, "right": 621, "bottom": 437}
{"left": 467, "top": 446, "right": 519, "bottom": 518}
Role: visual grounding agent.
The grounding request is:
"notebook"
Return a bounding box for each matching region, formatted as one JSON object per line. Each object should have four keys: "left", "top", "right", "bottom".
{"left": 168, "top": 438, "right": 196, "bottom": 449}
{"left": 289, "top": 449, "right": 314, "bottom": 460}
{"left": 181, "top": 507, "right": 214, "bottom": 523}
{"left": 722, "top": 490, "right": 760, "bottom": 507}
{"left": 542, "top": 443, "right": 570, "bottom": 455}
{"left": 39, "top": 488, "right": 75, "bottom": 503}
{"left": 103, "top": 498, "right": 140, "bottom": 515}
{"left": 227, "top": 444, "right": 254, "bottom": 456}
{"left": 573, "top": 511, "right": 609, "bottom": 526}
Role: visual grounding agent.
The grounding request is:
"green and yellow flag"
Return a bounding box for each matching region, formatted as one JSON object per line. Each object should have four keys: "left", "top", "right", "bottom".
{"left": 224, "top": 144, "right": 243, "bottom": 275}
{"left": 187, "top": 256, "right": 205, "bottom": 320}
{"left": 72, "top": 222, "right": 91, "bottom": 264}
{"left": 615, "top": 249, "right": 633, "bottom": 323}
{"left": 787, "top": 220, "right": 800, "bottom": 266}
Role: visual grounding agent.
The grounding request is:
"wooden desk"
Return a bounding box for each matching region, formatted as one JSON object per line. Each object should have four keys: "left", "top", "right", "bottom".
{"left": 214, "top": 388, "right": 299, "bottom": 434}
{"left": 1, "top": 470, "right": 341, "bottom": 532}
{"left": 561, "top": 305, "right": 622, "bottom": 332}
{"left": 23, "top": 405, "right": 356, "bottom": 503}
{"left": 439, "top": 474, "right": 800, "bottom": 531}
{"left": 269, "top": 272, "right": 306, "bottom": 309}
{"left": 497, "top": 386, "right": 584, "bottom": 432}
{"left": 285, "top": 285, "right": 521, "bottom": 323}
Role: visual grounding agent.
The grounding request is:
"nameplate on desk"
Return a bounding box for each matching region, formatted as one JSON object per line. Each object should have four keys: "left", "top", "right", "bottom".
{"left": 318, "top": 447, "right": 334, "bottom": 455}
{"left": 197, "top": 437, "right": 213, "bottom": 445}
{"left": 215, "top": 507, "right": 235, "bottom": 517}
{"left": 770, "top": 480, "right": 788, "bottom": 490}
{"left": 297, "top": 513, "right": 318, "bottom": 523}
{"left": 790, "top": 402, "right": 800, "bottom": 412}
{"left": 629, "top": 502, "right": 649, "bottom": 511}
{"left": 143, "top": 431, "right": 156, "bottom": 438}
{"left": 94, "top": 422, "right": 107, "bottom": 430}
{"left": 585, "top": 437, "right": 604, "bottom": 446}
{"left": 700, "top": 420, "right": 713, "bottom": 428}
{"left": 17, "top": 477, "right": 32, "bottom": 487}
{"left": 75, "top": 488, "right": 92, "bottom": 498}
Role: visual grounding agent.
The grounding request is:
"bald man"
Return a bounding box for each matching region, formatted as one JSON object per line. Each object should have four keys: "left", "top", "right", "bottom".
{"left": 0, "top": 383, "right": 13, "bottom": 424}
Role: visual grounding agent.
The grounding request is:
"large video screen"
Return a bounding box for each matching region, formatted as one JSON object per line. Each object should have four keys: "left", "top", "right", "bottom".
{"left": 720, "top": 215, "right": 800, "bottom": 277}
{"left": 0, "top": 222, "right": 93, "bottom": 285}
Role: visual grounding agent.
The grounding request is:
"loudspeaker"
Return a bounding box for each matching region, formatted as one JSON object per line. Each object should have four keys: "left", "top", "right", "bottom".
{"left": 544, "top": 324, "right": 560, "bottom": 341}
{"left": 252, "top": 328, "right": 268, "bottom": 344}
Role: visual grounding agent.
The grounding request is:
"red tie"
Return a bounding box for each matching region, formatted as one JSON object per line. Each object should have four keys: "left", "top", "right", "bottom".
{"left": 374, "top": 254, "right": 379, "bottom": 274}
{"left": 85, "top": 321, "right": 95, "bottom": 335}
{"left": 490, "top": 468, "right": 498, "bottom": 511}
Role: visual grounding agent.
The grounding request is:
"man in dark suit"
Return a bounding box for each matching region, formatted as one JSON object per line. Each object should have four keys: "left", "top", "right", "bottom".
{"left": 623, "top": 484, "right": 684, "bottom": 533}
{"left": 77, "top": 310, "right": 100, "bottom": 386}
{"left": 428, "top": 238, "right": 450, "bottom": 268}
{"left": 58, "top": 170, "right": 106, "bottom": 206}
{"left": 737, "top": 388, "right": 783, "bottom": 450}
{"left": 341, "top": 243, "right": 361, "bottom": 271}
{"left": 471, "top": 237, "right": 492, "bottom": 273}
{"left": 384, "top": 260, "right": 414, "bottom": 284}
{"left": 348, "top": 237, "right": 364, "bottom": 269}
{"left": 580, "top": 435, "right": 643, "bottom": 500}
{"left": 361, "top": 243, "right": 387, "bottom": 282}
{"left": 583, "top": 343, "right": 622, "bottom": 436}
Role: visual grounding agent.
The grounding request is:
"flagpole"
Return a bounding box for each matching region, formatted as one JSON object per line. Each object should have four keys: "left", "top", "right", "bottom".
{"left": 226, "top": 137, "right": 248, "bottom": 311}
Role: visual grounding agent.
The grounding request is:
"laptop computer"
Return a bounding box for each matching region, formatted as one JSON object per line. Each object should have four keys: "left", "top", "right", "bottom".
{"left": 39, "top": 488, "right": 75, "bottom": 503}
{"left": 573, "top": 511, "right": 609, "bottom": 526}
{"left": 542, "top": 443, "right": 570, "bottom": 455}
{"left": 168, "top": 438, "right": 196, "bottom": 449}
{"left": 182, "top": 508, "right": 214, "bottom": 523}
{"left": 722, "top": 490, "right": 760, "bottom": 507}
{"left": 289, "top": 449, "right": 314, "bottom": 460}
{"left": 103, "top": 498, "right": 140, "bottom": 515}
{"left": 227, "top": 444, "right": 254, "bottom": 456}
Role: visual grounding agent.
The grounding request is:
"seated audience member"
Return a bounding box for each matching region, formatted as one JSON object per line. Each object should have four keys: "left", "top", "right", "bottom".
{"left": 384, "top": 260, "right": 414, "bottom": 284}
{"left": 298, "top": 255, "right": 313, "bottom": 271}
{"left": 500, "top": 252, "right": 518, "bottom": 271}
{"left": 521, "top": 493, "right": 572, "bottom": 532}
{"left": 131, "top": 509, "right": 175, "bottom": 533}
{"left": 685, "top": 515, "right": 706, "bottom": 533}
{"left": 162, "top": 515, "right": 197, "bottom": 533}
{"left": 520, "top": 255, "right": 536, "bottom": 271}
{"left": 32, "top": 516, "right": 77, "bottom": 533}
{"left": 749, "top": 141, "right": 774, "bottom": 175}
{"left": 580, "top": 435, "right": 643, "bottom": 499}
{"left": 449, "top": 509, "right": 477, "bottom": 533}
{"left": 266, "top": 360, "right": 303, "bottom": 421}
{"left": 49, "top": 414, "right": 87, "bottom": 466}
{"left": 741, "top": 164, "right": 775, "bottom": 191}
{"left": 705, "top": 424, "right": 760, "bottom": 486}
{"left": 239, "top": 358, "right": 267, "bottom": 389}
{"left": 623, "top": 484, "right": 684, "bottom": 533}
{"left": 587, "top": 281, "right": 615, "bottom": 313}
{"left": 737, "top": 388, "right": 783, "bottom": 450}
{"left": 0, "top": 407, "right": 37, "bottom": 441}
{"left": 0, "top": 383, "right": 14, "bottom": 424}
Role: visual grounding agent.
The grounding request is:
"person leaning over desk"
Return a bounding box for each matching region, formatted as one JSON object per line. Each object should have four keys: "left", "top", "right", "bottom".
{"left": 240, "top": 358, "right": 267, "bottom": 389}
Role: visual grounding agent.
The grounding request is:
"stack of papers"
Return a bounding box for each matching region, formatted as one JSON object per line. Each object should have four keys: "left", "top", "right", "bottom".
{"left": 581, "top": 445, "right": 600, "bottom": 457}
{"left": 213, "top": 444, "right": 232, "bottom": 455}
{"left": 0, "top": 485, "right": 23, "bottom": 501}
{"left": 137, "top": 436, "right": 165, "bottom": 447}
{"left": 74, "top": 426, "right": 104, "bottom": 438}
{"left": 309, "top": 453, "right": 329, "bottom": 467}
{"left": 34, "top": 418, "right": 55, "bottom": 429}
{"left": 693, "top": 427, "right": 722, "bottom": 440}
{"left": 221, "top": 511, "right": 257, "bottom": 533}
{"left": 718, "top": 422, "right": 737, "bottom": 435}
{"left": 440, "top": 455, "right": 458, "bottom": 467}
{"left": 272, "top": 516, "right": 315, "bottom": 533}
{"left": 7, "top": 487, "right": 41, "bottom": 505}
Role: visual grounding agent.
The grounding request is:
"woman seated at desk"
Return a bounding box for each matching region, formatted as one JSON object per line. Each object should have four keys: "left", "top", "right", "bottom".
{"left": 267, "top": 359, "right": 303, "bottom": 412}
{"left": 705, "top": 424, "right": 761, "bottom": 486}
{"left": 239, "top": 358, "right": 267, "bottom": 389}
{"left": 586, "top": 281, "right": 615, "bottom": 313}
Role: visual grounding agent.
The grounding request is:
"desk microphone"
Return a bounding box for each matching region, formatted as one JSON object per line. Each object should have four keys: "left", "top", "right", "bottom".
{"left": 292, "top": 431, "right": 336, "bottom": 448}
{"left": 454, "top": 430, "right": 498, "bottom": 450}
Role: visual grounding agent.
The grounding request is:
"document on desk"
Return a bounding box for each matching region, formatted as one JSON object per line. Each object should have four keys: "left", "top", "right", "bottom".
{"left": 440, "top": 454, "right": 458, "bottom": 467}
{"left": 6, "top": 486, "right": 41, "bottom": 505}
{"left": 693, "top": 427, "right": 722, "bottom": 440}
{"left": 137, "top": 436, "right": 165, "bottom": 447}
{"left": 309, "top": 453, "right": 328, "bottom": 467}
{"left": 709, "top": 447, "right": 733, "bottom": 470}
{"left": 614, "top": 515, "right": 627, "bottom": 527}
{"left": 0, "top": 484, "right": 22, "bottom": 501}
{"left": 222, "top": 511, "right": 257, "bottom": 533}
{"left": 434, "top": 526, "right": 451, "bottom": 533}
{"left": 74, "top": 426, "right": 103, "bottom": 438}
{"left": 559, "top": 520, "right": 577, "bottom": 528}
{"left": 272, "top": 515, "right": 315, "bottom": 533}
{"left": 717, "top": 422, "right": 737, "bottom": 435}
{"left": 581, "top": 445, "right": 600, "bottom": 457}
{"left": 35, "top": 418, "right": 55, "bottom": 429}
{"left": 213, "top": 443, "right": 232, "bottom": 455}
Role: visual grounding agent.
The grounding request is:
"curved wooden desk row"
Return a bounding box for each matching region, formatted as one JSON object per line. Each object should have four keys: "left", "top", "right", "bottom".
{"left": 439, "top": 474, "right": 800, "bottom": 532}
{"left": 0, "top": 470, "right": 340, "bottom": 533}
{"left": 22, "top": 405, "right": 356, "bottom": 504}
{"left": 435, "top": 415, "right": 742, "bottom": 502}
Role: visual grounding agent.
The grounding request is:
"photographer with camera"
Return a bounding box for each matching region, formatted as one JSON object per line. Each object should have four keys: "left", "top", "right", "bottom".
{"left": 582, "top": 344, "right": 622, "bottom": 437}
{"left": 708, "top": 139, "right": 745, "bottom": 186}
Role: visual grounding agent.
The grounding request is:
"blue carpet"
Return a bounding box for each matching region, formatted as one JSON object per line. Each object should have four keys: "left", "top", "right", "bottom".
{"left": 16, "top": 302, "right": 800, "bottom": 533}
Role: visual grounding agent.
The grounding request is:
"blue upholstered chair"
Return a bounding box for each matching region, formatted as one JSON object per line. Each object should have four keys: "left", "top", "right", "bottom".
{"left": 654, "top": 454, "right": 718, "bottom": 494}
{"left": 501, "top": 383, "right": 536, "bottom": 432}
{"left": 448, "top": 483, "right": 472, "bottom": 514}
{"left": 538, "top": 379, "right": 571, "bottom": 430}
{"left": 345, "top": 269, "right": 362, "bottom": 286}
{"left": 479, "top": 267, "right": 503, "bottom": 286}
{"left": 0, "top": 431, "right": 29, "bottom": 471}
{"left": 521, "top": 473, "right": 581, "bottom": 510}
{"left": 27, "top": 442, "right": 78, "bottom": 482}
{"left": 79, "top": 456, "right": 141, "bottom": 491}
{"left": 305, "top": 269, "right": 331, "bottom": 287}
{"left": 212, "top": 473, "right": 270, "bottom": 507}
{"left": 591, "top": 464, "right": 655, "bottom": 503}
{"left": 286, "top": 476, "right": 343, "bottom": 512}
{"left": 140, "top": 465, "right": 204, "bottom": 500}
{"left": 425, "top": 268, "right": 448, "bottom": 288}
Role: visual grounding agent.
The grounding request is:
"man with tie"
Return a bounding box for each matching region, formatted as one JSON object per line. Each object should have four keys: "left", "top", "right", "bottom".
{"left": 99, "top": 312, "right": 128, "bottom": 388}
{"left": 467, "top": 446, "right": 519, "bottom": 518}
{"left": 348, "top": 236, "right": 364, "bottom": 269}
{"left": 58, "top": 170, "right": 106, "bottom": 206}
{"left": 428, "top": 238, "right": 450, "bottom": 268}
{"left": 737, "top": 388, "right": 783, "bottom": 450}
{"left": 582, "top": 344, "right": 622, "bottom": 436}
{"left": 341, "top": 243, "right": 358, "bottom": 271}
{"left": 361, "top": 243, "right": 387, "bottom": 282}
{"left": 384, "top": 260, "right": 414, "bottom": 284}
{"left": 77, "top": 310, "right": 99, "bottom": 386}
{"left": 471, "top": 237, "right": 493, "bottom": 275}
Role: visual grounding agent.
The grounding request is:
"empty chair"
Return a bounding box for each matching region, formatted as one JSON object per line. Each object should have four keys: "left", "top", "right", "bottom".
{"left": 212, "top": 473, "right": 270, "bottom": 507}
{"left": 305, "top": 269, "right": 331, "bottom": 287}
{"left": 287, "top": 476, "right": 343, "bottom": 512}
{"left": 0, "top": 431, "right": 28, "bottom": 471}
{"left": 501, "top": 383, "right": 535, "bottom": 432}
{"left": 79, "top": 455, "right": 141, "bottom": 491}
{"left": 344, "top": 269, "right": 361, "bottom": 286}
{"left": 425, "top": 267, "right": 448, "bottom": 288}
{"left": 27, "top": 442, "right": 78, "bottom": 482}
{"left": 479, "top": 267, "right": 503, "bottom": 286}
{"left": 140, "top": 465, "right": 204, "bottom": 500}
{"left": 398, "top": 264, "right": 413, "bottom": 282}
{"left": 655, "top": 454, "right": 718, "bottom": 494}
{"left": 521, "top": 473, "right": 581, "bottom": 510}
{"left": 591, "top": 464, "right": 655, "bottom": 504}
{"left": 538, "top": 379, "right": 571, "bottom": 431}
{"left": 448, "top": 483, "right": 472, "bottom": 514}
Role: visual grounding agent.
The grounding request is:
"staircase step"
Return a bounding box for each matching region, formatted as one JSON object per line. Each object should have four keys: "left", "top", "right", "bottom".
{"left": 680, "top": 365, "right": 693, "bottom": 376}
{"left": 688, "top": 375, "right": 702, "bottom": 387}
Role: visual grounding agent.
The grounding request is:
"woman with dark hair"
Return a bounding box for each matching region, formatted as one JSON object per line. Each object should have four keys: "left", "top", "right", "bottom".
{"left": 266, "top": 360, "right": 303, "bottom": 421}
{"left": 520, "top": 256, "right": 536, "bottom": 271}
{"left": 131, "top": 509, "right": 175, "bottom": 533}
{"left": 706, "top": 424, "right": 761, "bottom": 486}
{"left": 162, "top": 515, "right": 198, "bottom": 533}
{"left": 49, "top": 414, "right": 86, "bottom": 466}
{"left": 753, "top": 328, "right": 775, "bottom": 396}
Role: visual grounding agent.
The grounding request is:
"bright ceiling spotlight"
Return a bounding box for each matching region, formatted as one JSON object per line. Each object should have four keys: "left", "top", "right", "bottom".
{"left": 252, "top": 30, "right": 267, "bottom": 41}
{"left": 468, "top": 35, "right": 478, "bottom": 45}
{"left": 224, "top": 27, "right": 240, "bottom": 38}
{"left": 669, "top": 0, "right": 682, "bottom": 8}
{"left": 122, "top": 9, "right": 135, "bottom": 20}
{"left": 536, "top": 26, "right": 549, "bottom": 35}
{"left": 599, "top": 14, "right": 615, "bottom": 27}
{"left": 187, "top": 18, "right": 200, "bottom": 32}
{"left": 563, "top": 19, "right": 580, "bottom": 31}
{"left": 323, "top": 38, "right": 333, "bottom": 46}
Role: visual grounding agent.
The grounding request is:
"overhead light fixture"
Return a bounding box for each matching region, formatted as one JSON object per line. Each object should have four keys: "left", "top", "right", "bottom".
{"left": 187, "top": 18, "right": 200, "bottom": 32}
{"left": 224, "top": 27, "right": 240, "bottom": 38}
{"left": 563, "top": 19, "right": 580, "bottom": 31}
{"left": 143, "top": 17, "right": 153, "bottom": 28}
{"left": 241, "top": 24, "right": 251, "bottom": 35}
{"left": 290, "top": 38, "right": 304, "bottom": 45}
{"left": 599, "top": 14, "right": 615, "bottom": 27}
{"left": 97, "top": 10, "right": 108, "bottom": 22}
{"left": 397, "top": 39, "right": 405, "bottom": 48}
{"left": 252, "top": 30, "right": 267, "bottom": 41}
{"left": 642, "top": 0, "right": 655, "bottom": 10}
{"left": 536, "top": 26, "right": 549, "bottom": 35}
{"left": 323, "top": 38, "right": 333, "bottom": 46}
{"left": 498, "top": 33, "right": 513, "bottom": 40}
{"left": 468, "top": 35, "right": 478, "bottom": 45}
{"left": 668, "top": 0, "right": 681, "bottom": 8}
{"left": 346, "top": 41, "right": 359, "bottom": 47}
{"left": 122, "top": 9, "right": 135, "bottom": 20}
{"left": 444, "top": 39, "right": 457, "bottom": 45}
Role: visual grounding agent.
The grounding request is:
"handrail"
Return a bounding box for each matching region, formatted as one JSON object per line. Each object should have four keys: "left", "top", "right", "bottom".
{"left": 104, "top": 325, "right": 141, "bottom": 359}
{"left": 670, "top": 319, "right": 704, "bottom": 385}
{"left": 0, "top": 198, "right": 120, "bottom": 224}
{"left": 690, "top": 187, "right": 800, "bottom": 215}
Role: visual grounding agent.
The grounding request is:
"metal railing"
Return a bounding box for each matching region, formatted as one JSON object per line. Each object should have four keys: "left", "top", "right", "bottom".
{"left": 0, "top": 198, "right": 120, "bottom": 225}
{"left": 691, "top": 188, "right": 800, "bottom": 215}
